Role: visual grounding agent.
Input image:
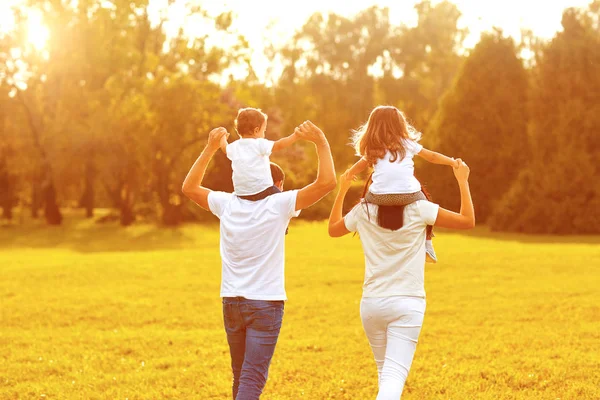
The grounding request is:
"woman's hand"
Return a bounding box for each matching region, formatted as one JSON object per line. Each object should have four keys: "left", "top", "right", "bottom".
{"left": 453, "top": 159, "right": 470, "bottom": 182}
{"left": 340, "top": 170, "right": 357, "bottom": 192}
{"left": 436, "top": 159, "right": 475, "bottom": 229}
{"left": 328, "top": 169, "right": 354, "bottom": 238}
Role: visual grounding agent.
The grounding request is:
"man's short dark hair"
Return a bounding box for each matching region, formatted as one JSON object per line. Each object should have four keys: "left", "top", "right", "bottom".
{"left": 270, "top": 162, "right": 284, "bottom": 184}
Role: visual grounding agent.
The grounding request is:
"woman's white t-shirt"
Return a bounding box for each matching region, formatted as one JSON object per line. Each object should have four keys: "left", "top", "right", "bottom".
{"left": 369, "top": 139, "right": 423, "bottom": 194}
{"left": 344, "top": 200, "right": 439, "bottom": 298}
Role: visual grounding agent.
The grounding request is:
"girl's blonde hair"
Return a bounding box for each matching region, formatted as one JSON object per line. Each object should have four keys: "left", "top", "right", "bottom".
{"left": 352, "top": 105, "right": 422, "bottom": 165}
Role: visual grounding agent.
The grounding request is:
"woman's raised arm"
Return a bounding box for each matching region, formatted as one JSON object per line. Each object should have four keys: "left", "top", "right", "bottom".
{"left": 328, "top": 170, "right": 355, "bottom": 237}
{"left": 434, "top": 161, "right": 476, "bottom": 230}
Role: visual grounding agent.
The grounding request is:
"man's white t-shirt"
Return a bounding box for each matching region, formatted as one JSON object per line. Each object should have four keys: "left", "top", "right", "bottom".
{"left": 369, "top": 139, "right": 424, "bottom": 194}
{"left": 208, "top": 190, "right": 300, "bottom": 301}
{"left": 344, "top": 200, "right": 439, "bottom": 298}
{"left": 227, "top": 138, "right": 275, "bottom": 196}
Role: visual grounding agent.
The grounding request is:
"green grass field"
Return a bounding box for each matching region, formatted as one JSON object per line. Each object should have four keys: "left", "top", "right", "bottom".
{"left": 1, "top": 214, "right": 599, "bottom": 399}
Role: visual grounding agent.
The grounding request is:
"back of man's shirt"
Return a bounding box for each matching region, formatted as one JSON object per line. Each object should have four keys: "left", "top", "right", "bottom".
{"left": 208, "top": 190, "right": 299, "bottom": 301}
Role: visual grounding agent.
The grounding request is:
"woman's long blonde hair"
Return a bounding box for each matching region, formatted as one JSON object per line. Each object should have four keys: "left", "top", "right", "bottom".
{"left": 352, "top": 106, "right": 422, "bottom": 165}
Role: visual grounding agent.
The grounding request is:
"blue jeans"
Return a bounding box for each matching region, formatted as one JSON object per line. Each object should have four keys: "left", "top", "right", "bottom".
{"left": 222, "top": 297, "right": 285, "bottom": 400}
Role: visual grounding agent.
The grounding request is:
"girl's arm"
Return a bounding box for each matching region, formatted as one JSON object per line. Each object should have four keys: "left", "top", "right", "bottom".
{"left": 347, "top": 157, "right": 369, "bottom": 177}
{"left": 417, "top": 148, "right": 458, "bottom": 167}
{"left": 272, "top": 132, "right": 298, "bottom": 152}
{"left": 328, "top": 170, "right": 354, "bottom": 237}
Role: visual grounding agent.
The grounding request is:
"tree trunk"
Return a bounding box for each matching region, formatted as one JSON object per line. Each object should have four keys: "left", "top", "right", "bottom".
{"left": 80, "top": 160, "right": 95, "bottom": 218}
{"left": 0, "top": 167, "right": 13, "bottom": 221}
{"left": 120, "top": 202, "right": 135, "bottom": 226}
{"left": 155, "top": 157, "right": 182, "bottom": 227}
{"left": 31, "top": 177, "right": 41, "bottom": 219}
{"left": 42, "top": 178, "right": 62, "bottom": 225}
{"left": 119, "top": 183, "right": 135, "bottom": 226}
{"left": 2, "top": 204, "right": 12, "bottom": 220}
{"left": 161, "top": 203, "right": 182, "bottom": 226}
{"left": 0, "top": 188, "right": 13, "bottom": 221}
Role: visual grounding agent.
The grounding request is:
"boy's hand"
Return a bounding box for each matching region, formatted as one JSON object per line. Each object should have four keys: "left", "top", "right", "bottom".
{"left": 207, "top": 127, "right": 228, "bottom": 151}
{"left": 453, "top": 158, "right": 462, "bottom": 169}
{"left": 295, "top": 121, "right": 326, "bottom": 144}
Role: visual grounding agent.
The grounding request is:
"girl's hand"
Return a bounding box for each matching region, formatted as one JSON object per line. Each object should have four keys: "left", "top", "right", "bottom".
{"left": 340, "top": 170, "right": 355, "bottom": 192}
{"left": 453, "top": 160, "right": 470, "bottom": 182}
{"left": 453, "top": 157, "right": 462, "bottom": 169}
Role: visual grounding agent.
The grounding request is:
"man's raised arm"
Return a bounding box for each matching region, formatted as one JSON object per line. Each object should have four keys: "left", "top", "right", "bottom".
{"left": 182, "top": 127, "right": 228, "bottom": 211}
{"left": 294, "top": 121, "right": 337, "bottom": 211}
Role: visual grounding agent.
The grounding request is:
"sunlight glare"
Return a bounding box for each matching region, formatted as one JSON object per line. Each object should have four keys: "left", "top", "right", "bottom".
{"left": 27, "top": 10, "right": 50, "bottom": 51}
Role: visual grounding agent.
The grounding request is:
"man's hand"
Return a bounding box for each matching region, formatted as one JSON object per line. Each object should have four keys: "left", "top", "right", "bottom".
{"left": 294, "top": 120, "right": 336, "bottom": 211}
{"left": 294, "top": 121, "right": 326, "bottom": 144}
{"left": 207, "top": 127, "right": 228, "bottom": 151}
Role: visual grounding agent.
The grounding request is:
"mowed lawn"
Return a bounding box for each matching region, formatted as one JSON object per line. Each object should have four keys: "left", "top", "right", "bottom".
{"left": 1, "top": 215, "right": 599, "bottom": 399}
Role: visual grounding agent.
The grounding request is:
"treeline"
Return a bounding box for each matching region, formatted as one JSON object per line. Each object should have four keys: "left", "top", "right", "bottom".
{"left": 0, "top": 0, "right": 598, "bottom": 233}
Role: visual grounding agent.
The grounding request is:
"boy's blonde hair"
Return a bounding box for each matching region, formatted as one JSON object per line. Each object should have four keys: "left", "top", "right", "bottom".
{"left": 352, "top": 106, "right": 422, "bottom": 165}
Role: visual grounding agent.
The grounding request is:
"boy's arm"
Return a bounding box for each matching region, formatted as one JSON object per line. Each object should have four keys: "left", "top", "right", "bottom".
{"left": 347, "top": 157, "right": 369, "bottom": 178}
{"left": 272, "top": 132, "right": 298, "bottom": 152}
{"left": 219, "top": 133, "right": 229, "bottom": 154}
{"left": 417, "top": 148, "right": 458, "bottom": 167}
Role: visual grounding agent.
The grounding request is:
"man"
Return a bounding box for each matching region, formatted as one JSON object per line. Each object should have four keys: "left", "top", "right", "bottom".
{"left": 182, "top": 121, "right": 336, "bottom": 399}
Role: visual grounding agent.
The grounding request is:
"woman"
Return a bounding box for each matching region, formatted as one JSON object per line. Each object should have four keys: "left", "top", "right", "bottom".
{"left": 328, "top": 161, "right": 475, "bottom": 399}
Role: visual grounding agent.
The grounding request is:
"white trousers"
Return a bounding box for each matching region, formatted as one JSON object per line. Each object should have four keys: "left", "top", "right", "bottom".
{"left": 360, "top": 296, "right": 426, "bottom": 400}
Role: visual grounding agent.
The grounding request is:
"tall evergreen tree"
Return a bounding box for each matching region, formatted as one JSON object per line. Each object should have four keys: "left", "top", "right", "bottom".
{"left": 421, "top": 30, "right": 529, "bottom": 222}
{"left": 489, "top": 4, "right": 600, "bottom": 233}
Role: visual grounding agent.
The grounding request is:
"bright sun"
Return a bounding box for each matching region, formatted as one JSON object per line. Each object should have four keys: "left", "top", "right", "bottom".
{"left": 26, "top": 10, "right": 50, "bottom": 51}
{"left": 0, "top": 4, "right": 49, "bottom": 51}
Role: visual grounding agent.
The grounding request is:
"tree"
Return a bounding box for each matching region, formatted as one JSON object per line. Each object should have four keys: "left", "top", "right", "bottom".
{"left": 274, "top": 1, "right": 467, "bottom": 175}
{"left": 489, "top": 3, "right": 600, "bottom": 233}
{"left": 421, "top": 30, "right": 529, "bottom": 222}
{"left": 274, "top": 6, "right": 393, "bottom": 169}
{"left": 382, "top": 0, "right": 467, "bottom": 130}
{"left": 1, "top": 0, "right": 251, "bottom": 226}
{"left": 0, "top": 8, "right": 65, "bottom": 224}
{"left": 0, "top": 86, "right": 19, "bottom": 220}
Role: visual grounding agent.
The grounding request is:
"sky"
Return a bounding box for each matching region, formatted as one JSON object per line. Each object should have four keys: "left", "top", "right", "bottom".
{"left": 145, "top": 0, "right": 595, "bottom": 82}
{"left": 0, "top": 0, "right": 594, "bottom": 83}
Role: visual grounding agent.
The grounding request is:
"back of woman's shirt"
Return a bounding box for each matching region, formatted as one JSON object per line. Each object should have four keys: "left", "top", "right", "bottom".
{"left": 344, "top": 200, "right": 439, "bottom": 298}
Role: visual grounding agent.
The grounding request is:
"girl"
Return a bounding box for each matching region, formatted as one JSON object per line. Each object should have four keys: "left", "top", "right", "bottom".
{"left": 347, "top": 105, "right": 459, "bottom": 262}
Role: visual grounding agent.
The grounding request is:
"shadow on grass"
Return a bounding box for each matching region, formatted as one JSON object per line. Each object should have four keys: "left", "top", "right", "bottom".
{"left": 1, "top": 209, "right": 598, "bottom": 252}
{"left": 438, "top": 226, "right": 600, "bottom": 245}
{"left": 0, "top": 210, "right": 219, "bottom": 253}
